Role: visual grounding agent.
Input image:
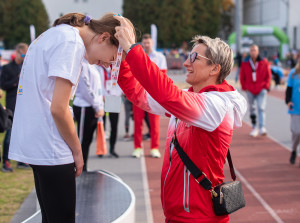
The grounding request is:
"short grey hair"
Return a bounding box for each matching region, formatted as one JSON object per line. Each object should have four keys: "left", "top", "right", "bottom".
{"left": 15, "top": 43, "right": 28, "bottom": 52}
{"left": 192, "top": 35, "right": 233, "bottom": 84}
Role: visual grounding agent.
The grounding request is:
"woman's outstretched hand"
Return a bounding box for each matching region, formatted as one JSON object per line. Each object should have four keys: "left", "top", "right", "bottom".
{"left": 113, "top": 15, "right": 136, "bottom": 53}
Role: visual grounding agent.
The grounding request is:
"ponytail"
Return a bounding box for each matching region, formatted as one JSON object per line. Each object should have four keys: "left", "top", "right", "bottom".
{"left": 53, "top": 12, "right": 136, "bottom": 48}
{"left": 53, "top": 13, "right": 86, "bottom": 27}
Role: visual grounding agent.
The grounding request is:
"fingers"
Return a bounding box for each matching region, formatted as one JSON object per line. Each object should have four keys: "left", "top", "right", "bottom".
{"left": 113, "top": 14, "right": 128, "bottom": 27}
{"left": 75, "top": 167, "right": 83, "bottom": 177}
{"left": 75, "top": 163, "right": 83, "bottom": 177}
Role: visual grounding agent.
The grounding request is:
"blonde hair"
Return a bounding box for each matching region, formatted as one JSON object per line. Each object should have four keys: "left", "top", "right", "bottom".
{"left": 192, "top": 35, "right": 234, "bottom": 84}
{"left": 53, "top": 13, "right": 136, "bottom": 47}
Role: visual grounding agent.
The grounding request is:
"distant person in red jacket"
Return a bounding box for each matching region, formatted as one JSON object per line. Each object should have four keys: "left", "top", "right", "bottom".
{"left": 240, "top": 44, "right": 272, "bottom": 137}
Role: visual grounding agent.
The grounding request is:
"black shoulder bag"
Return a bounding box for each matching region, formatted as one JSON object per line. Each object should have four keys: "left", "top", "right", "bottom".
{"left": 172, "top": 120, "right": 245, "bottom": 216}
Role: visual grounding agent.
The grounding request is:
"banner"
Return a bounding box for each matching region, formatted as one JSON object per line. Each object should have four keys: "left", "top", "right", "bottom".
{"left": 30, "top": 25, "right": 36, "bottom": 43}
{"left": 151, "top": 24, "right": 157, "bottom": 51}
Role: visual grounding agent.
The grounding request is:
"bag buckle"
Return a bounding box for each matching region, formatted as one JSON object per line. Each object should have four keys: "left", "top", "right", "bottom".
{"left": 172, "top": 135, "right": 175, "bottom": 144}
{"left": 195, "top": 172, "right": 212, "bottom": 190}
{"left": 210, "top": 188, "right": 218, "bottom": 198}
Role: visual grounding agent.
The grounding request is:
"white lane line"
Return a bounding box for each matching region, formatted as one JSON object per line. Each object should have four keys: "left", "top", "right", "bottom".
{"left": 235, "top": 169, "right": 284, "bottom": 223}
{"left": 140, "top": 154, "right": 154, "bottom": 223}
{"left": 236, "top": 121, "right": 285, "bottom": 223}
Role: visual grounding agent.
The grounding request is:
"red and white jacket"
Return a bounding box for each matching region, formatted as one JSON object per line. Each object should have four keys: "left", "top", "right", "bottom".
{"left": 118, "top": 45, "right": 247, "bottom": 223}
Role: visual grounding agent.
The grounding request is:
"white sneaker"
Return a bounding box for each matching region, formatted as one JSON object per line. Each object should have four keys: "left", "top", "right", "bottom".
{"left": 259, "top": 127, "right": 267, "bottom": 136}
{"left": 105, "top": 131, "right": 110, "bottom": 140}
{"left": 132, "top": 148, "right": 143, "bottom": 158}
{"left": 150, "top": 149, "right": 161, "bottom": 158}
{"left": 249, "top": 128, "right": 259, "bottom": 137}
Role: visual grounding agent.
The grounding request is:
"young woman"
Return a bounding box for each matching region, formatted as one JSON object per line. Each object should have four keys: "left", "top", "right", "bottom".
{"left": 286, "top": 60, "right": 300, "bottom": 165}
{"left": 73, "top": 58, "right": 104, "bottom": 172}
{"left": 8, "top": 13, "right": 135, "bottom": 222}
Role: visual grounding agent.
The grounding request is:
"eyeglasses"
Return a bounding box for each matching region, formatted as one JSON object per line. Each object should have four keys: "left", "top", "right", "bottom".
{"left": 189, "top": 52, "right": 213, "bottom": 63}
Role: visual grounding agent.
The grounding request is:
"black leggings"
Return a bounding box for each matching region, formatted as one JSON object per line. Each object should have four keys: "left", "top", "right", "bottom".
{"left": 30, "top": 163, "right": 76, "bottom": 223}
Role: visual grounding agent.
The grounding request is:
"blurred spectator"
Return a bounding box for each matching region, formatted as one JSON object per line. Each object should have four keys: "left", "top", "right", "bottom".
{"left": 287, "top": 52, "right": 296, "bottom": 69}
{"left": 123, "top": 94, "right": 133, "bottom": 140}
{"left": 99, "top": 66, "right": 122, "bottom": 158}
{"left": 73, "top": 58, "right": 104, "bottom": 171}
{"left": 0, "top": 43, "right": 28, "bottom": 172}
{"left": 10, "top": 54, "right": 16, "bottom": 62}
{"left": 178, "top": 41, "right": 189, "bottom": 60}
{"left": 132, "top": 34, "right": 167, "bottom": 159}
{"left": 285, "top": 60, "right": 300, "bottom": 165}
{"left": 163, "top": 48, "right": 169, "bottom": 57}
{"left": 271, "top": 60, "right": 284, "bottom": 88}
{"left": 240, "top": 44, "right": 272, "bottom": 137}
{"left": 234, "top": 52, "right": 242, "bottom": 83}
{"left": 169, "top": 48, "right": 180, "bottom": 58}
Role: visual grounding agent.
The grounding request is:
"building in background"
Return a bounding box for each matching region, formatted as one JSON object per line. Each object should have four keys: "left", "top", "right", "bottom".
{"left": 242, "top": 0, "right": 300, "bottom": 57}
{"left": 42, "top": 0, "right": 123, "bottom": 25}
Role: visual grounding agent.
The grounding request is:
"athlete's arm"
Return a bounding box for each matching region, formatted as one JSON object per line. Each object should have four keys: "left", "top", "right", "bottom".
{"left": 51, "top": 77, "right": 83, "bottom": 177}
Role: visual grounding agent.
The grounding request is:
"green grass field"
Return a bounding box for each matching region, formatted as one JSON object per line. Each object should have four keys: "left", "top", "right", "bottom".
{"left": 0, "top": 92, "right": 34, "bottom": 223}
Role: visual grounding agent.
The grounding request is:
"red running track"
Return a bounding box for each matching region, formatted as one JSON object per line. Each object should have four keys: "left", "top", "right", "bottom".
{"left": 144, "top": 105, "right": 300, "bottom": 222}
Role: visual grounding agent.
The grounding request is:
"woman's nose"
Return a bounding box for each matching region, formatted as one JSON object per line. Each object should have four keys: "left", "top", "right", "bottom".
{"left": 183, "top": 58, "right": 190, "bottom": 68}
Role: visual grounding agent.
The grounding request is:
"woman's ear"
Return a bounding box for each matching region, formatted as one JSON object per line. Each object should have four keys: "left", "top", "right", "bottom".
{"left": 98, "top": 32, "right": 111, "bottom": 43}
{"left": 210, "top": 64, "right": 221, "bottom": 77}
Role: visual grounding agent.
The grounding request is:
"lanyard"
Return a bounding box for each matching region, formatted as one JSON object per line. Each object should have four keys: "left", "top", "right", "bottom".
{"left": 110, "top": 45, "right": 123, "bottom": 95}
{"left": 249, "top": 58, "right": 258, "bottom": 72}
{"left": 249, "top": 58, "right": 258, "bottom": 82}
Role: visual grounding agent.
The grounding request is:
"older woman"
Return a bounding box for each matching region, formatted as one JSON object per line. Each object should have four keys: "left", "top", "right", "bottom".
{"left": 114, "top": 16, "right": 247, "bottom": 223}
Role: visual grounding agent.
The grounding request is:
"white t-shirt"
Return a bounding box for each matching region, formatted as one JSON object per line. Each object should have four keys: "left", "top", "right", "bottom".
{"left": 73, "top": 59, "right": 104, "bottom": 112}
{"left": 9, "top": 24, "right": 85, "bottom": 165}
{"left": 148, "top": 50, "right": 167, "bottom": 70}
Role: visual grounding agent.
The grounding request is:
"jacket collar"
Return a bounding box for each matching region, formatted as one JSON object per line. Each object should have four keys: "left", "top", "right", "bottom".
{"left": 245, "top": 55, "right": 263, "bottom": 62}
{"left": 188, "top": 80, "right": 235, "bottom": 93}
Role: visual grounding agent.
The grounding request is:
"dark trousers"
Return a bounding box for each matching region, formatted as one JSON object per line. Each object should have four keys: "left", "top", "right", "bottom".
{"left": 272, "top": 74, "right": 281, "bottom": 86}
{"left": 103, "top": 112, "right": 119, "bottom": 153}
{"left": 73, "top": 105, "right": 97, "bottom": 171}
{"left": 124, "top": 98, "right": 132, "bottom": 133}
{"left": 2, "top": 128, "right": 11, "bottom": 162}
{"left": 31, "top": 163, "right": 76, "bottom": 223}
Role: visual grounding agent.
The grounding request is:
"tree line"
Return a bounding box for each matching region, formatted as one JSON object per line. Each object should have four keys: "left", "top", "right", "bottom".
{"left": 123, "top": 0, "right": 234, "bottom": 48}
{"left": 0, "top": 0, "right": 234, "bottom": 49}
{"left": 0, "top": 0, "right": 49, "bottom": 49}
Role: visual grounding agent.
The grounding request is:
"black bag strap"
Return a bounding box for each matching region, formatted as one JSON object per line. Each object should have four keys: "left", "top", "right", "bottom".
{"left": 172, "top": 119, "right": 236, "bottom": 191}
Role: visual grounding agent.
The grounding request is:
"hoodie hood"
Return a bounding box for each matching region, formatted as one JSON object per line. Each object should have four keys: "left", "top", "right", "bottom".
{"left": 193, "top": 80, "right": 247, "bottom": 130}
{"left": 224, "top": 90, "right": 247, "bottom": 129}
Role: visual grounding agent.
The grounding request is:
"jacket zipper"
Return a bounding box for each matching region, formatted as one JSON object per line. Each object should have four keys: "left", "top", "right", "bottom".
{"left": 162, "top": 140, "right": 173, "bottom": 209}
{"left": 183, "top": 166, "right": 190, "bottom": 212}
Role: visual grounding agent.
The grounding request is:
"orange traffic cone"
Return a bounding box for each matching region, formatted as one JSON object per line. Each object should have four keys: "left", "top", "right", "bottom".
{"left": 96, "top": 117, "right": 107, "bottom": 156}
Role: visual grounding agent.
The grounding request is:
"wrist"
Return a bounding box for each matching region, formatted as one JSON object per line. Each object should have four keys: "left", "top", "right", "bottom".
{"left": 126, "top": 43, "right": 139, "bottom": 54}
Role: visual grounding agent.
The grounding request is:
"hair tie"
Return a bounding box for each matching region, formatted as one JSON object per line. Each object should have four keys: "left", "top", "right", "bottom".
{"left": 83, "top": 15, "right": 92, "bottom": 25}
